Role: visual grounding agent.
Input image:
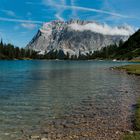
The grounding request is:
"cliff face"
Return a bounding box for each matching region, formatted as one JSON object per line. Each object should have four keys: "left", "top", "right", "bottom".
{"left": 26, "top": 20, "right": 134, "bottom": 57}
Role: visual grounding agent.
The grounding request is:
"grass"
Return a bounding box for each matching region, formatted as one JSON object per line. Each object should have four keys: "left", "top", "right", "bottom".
{"left": 122, "top": 99, "right": 140, "bottom": 139}
{"left": 116, "top": 64, "right": 140, "bottom": 75}
{"left": 130, "top": 60, "right": 140, "bottom": 63}
{"left": 135, "top": 99, "right": 140, "bottom": 130}
{"left": 130, "top": 58, "right": 140, "bottom": 63}
{"left": 123, "top": 132, "right": 140, "bottom": 140}
{"left": 122, "top": 99, "right": 140, "bottom": 140}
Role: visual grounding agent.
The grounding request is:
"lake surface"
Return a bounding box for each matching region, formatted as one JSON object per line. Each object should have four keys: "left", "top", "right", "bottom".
{"left": 0, "top": 60, "right": 140, "bottom": 140}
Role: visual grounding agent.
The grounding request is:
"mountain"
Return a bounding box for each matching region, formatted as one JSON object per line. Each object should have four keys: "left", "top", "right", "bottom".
{"left": 26, "top": 20, "right": 134, "bottom": 58}
{"left": 91, "top": 29, "right": 140, "bottom": 60}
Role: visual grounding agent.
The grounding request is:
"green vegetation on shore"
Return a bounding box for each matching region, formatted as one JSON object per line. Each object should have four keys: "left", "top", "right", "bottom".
{"left": 130, "top": 58, "right": 140, "bottom": 63}
{"left": 123, "top": 99, "right": 140, "bottom": 140}
{"left": 115, "top": 65, "right": 140, "bottom": 75}
{"left": 123, "top": 132, "right": 140, "bottom": 140}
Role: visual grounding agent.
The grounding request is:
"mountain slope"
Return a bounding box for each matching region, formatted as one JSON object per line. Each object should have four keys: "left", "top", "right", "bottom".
{"left": 27, "top": 20, "right": 134, "bottom": 58}
{"left": 91, "top": 29, "right": 140, "bottom": 60}
{"left": 115, "top": 29, "right": 140, "bottom": 59}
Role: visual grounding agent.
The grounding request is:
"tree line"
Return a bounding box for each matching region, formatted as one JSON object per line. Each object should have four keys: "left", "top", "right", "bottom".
{"left": 0, "top": 39, "right": 127, "bottom": 60}
{"left": 0, "top": 39, "right": 39, "bottom": 60}
{"left": 43, "top": 40, "right": 125, "bottom": 60}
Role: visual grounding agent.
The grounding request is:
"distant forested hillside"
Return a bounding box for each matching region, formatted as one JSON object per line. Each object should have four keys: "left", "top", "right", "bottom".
{"left": 115, "top": 29, "right": 140, "bottom": 59}
{"left": 90, "top": 29, "right": 140, "bottom": 60}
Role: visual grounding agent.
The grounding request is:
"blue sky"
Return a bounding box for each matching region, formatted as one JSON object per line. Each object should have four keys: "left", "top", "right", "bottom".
{"left": 0, "top": 0, "right": 140, "bottom": 47}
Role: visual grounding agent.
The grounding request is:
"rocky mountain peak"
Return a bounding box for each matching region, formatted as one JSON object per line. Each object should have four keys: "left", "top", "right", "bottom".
{"left": 27, "top": 20, "right": 135, "bottom": 58}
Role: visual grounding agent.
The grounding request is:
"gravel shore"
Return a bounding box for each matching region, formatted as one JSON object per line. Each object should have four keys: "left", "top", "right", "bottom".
{"left": 19, "top": 94, "right": 134, "bottom": 140}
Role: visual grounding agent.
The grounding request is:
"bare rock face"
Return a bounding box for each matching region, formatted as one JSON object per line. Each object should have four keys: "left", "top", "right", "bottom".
{"left": 26, "top": 20, "right": 134, "bottom": 57}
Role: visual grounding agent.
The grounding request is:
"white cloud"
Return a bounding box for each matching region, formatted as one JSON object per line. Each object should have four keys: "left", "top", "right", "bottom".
{"left": 69, "top": 22, "right": 135, "bottom": 36}
{"left": 71, "top": 0, "right": 77, "bottom": 18}
{"left": 1, "top": 9, "right": 16, "bottom": 17}
{"left": 55, "top": 5, "right": 130, "bottom": 18}
{"left": 55, "top": 14, "right": 64, "bottom": 21}
{"left": 29, "top": 0, "right": 138, "bottom": 21}
{"left": 0, "top": 17, "right": 43, "bottom": 24}
{"left": 57, "top": 0, "right": 66, "bottom": 21}
{"left": 43, "top": 0, "right": 65, "bottom": 21}
{"left": 42, "top": 0, "right": 138, "bottom": 21}
{"left": 25, "top": 2, "right": 42, "bottom": 5}
{"left": 21, "top": 23, "right": 37, "bottom": 30}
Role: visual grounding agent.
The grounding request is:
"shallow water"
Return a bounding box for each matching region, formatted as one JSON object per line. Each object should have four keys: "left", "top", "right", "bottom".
{"left": 0, "top": 60, "right": 139, "bottom": 140}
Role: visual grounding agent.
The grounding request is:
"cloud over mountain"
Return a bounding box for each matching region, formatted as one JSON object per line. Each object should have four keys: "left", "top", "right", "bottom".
{"left": 69, "top": 22, "right": 135, "bottom": 36}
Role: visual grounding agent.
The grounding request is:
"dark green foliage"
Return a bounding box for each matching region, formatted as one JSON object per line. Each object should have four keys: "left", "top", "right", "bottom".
{"left": 115, "top": 29, "right": 140, "bottom": 60}
{"left": 0, "top": 39, "right": 38, "bottom": 60}
{"left": 90, "top": 43, "right": 118, "bottom": 59}
{"left": 90, "top": 30, "right": 140, "bottom": 60}
{"left": 91, "top": 29, "right": 140, "bottom": 60}
{"left": 44, "top": 50, "right": 65, "bottom": 59}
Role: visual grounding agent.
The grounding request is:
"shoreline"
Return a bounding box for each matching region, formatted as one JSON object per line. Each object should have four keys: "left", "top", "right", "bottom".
{"left": 0, "top": 58, "right": 139, "bottom": 61}
{"left": 20, "top": 95, "right": 134, "bottom": 140}
{"left": 20, "top": 64, "right": 140, "bottom": 140}
{"left": 113, "top": 64, "right": 140, "bottom": 140}
{"left": 113, "top": 64, "right": 140, "bottom": 76}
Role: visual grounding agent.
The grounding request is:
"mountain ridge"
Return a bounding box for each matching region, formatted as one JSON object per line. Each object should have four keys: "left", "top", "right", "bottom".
{"left": 26, "top": 20, "right": 135, "bottom": 58}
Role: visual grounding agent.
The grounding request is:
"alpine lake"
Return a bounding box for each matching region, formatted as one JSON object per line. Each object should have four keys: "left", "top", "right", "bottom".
{"left": 0, "top": 60, "right": 140, "bottom": 140}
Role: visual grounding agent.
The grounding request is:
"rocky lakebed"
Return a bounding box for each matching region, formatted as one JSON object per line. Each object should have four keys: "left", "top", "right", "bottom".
{"left": 19, "top": 92, "right": 137, "bottom": 140}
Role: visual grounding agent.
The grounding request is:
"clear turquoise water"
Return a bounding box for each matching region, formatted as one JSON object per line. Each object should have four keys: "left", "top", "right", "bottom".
{"left": 0, "top": 60, "right": 139, "bottom": 140}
